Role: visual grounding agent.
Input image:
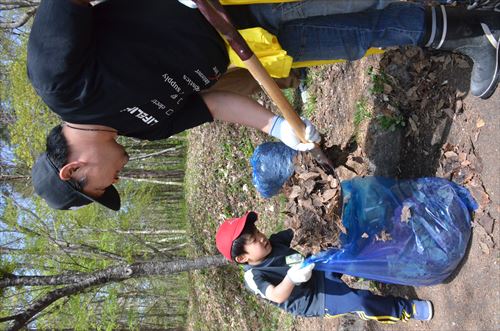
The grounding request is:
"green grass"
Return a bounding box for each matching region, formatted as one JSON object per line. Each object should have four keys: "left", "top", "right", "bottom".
{"left": 303, "top": 94, "right": 317, "bottom": 118}
{"left": 283, "top": 88, "right": 296, "bottom": 106}
{"left": 354, "top": 99, "right": 372, "bottom": 127}
{"left": 185, "top": 123, "right": 295, "bottom": 330}
{"left": 376, "top": 114, "right": 406, "bottom": 132}
{"left": 367, "top": 66, "right": 389, "bottom": 95}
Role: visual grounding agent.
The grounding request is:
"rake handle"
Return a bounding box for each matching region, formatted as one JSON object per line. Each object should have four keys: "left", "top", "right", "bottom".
{"left": 194, "top": 0, "right": 307, "bottom": 142}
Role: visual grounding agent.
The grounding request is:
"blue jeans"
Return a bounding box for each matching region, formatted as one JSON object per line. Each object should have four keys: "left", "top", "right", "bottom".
{"left": 248, "top": 1, "right": 426, "bottom": 61}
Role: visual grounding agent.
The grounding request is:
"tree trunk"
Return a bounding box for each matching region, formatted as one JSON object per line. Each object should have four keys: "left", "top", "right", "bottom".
{"left": 0, "top": 255, "right": 227, "bottom": 330}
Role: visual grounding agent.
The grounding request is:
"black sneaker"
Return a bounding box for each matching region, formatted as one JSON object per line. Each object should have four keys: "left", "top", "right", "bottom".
{"left": 467, "top": 0, "right": 500, "bottom": 12}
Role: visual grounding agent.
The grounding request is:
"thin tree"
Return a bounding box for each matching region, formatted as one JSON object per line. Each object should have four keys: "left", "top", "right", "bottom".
{"left": 0, "top": 255, "right": 228, "bottom": 330}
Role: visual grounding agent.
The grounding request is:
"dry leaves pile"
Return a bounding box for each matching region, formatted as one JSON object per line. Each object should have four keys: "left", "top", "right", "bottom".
{"left": 282, "top": 152, "right": 345, "bottom": 256}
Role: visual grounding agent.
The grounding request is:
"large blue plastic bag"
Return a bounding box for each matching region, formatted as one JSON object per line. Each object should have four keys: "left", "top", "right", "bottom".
{"left": 250, "top": 142, "right": 297, "bottom": 198}
{"left": 303, "top": 176, "right": 477, "bottom": 286}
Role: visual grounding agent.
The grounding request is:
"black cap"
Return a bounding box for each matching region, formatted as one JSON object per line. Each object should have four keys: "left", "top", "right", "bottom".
{"left": 32, "top": 153, "right": 121, "bottom": 211}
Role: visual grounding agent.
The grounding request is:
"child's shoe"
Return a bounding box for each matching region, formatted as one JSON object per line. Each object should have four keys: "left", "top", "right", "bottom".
{"left": 411, "top": 300, "right": 434, "bottom": 321}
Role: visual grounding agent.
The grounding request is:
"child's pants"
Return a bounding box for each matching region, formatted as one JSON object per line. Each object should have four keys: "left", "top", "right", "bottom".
{"left": 323, "top": 273, "right": 414, "bottom": 323}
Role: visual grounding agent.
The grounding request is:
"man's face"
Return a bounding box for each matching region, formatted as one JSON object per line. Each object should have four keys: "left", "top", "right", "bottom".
{"left": 242, "top": 229, "right": 272, "bottom": 264}
{"left": 79, "top": 139, "right": 129, "bottom": 198}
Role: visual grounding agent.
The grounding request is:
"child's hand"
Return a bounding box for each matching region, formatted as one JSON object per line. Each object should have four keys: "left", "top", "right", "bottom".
{"left": 286, "top": 263, "right": 315, "bottom": 285}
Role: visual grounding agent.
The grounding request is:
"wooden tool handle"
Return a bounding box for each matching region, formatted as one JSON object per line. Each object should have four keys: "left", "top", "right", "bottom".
{"left": 194, "top": 0, "right": 307, "bottom": 142}
{"left": 244, "top": 55, "right": 307, "bottom": 142}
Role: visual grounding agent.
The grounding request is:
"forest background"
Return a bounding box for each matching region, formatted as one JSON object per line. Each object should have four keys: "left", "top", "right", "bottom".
{"left": 2, "top": 2, "right": 499, "bottom": 331}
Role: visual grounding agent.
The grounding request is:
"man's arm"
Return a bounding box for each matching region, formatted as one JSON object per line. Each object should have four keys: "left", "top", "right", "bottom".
{"left": 201, "top": 91, "right": 319, "bottom": 151}
{"left": 201, "top": 90, "right": 275, "bottom": 133}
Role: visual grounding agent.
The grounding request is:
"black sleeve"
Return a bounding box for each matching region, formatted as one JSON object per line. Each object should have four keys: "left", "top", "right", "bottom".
{"left": 167, "top": 93, "right": 214, "bottom": 136}
{"left": 270, "top": 229, "right": 294, "bottom": 247}
{"left": 27, "top": 0, "right": 94, "bottom": 94}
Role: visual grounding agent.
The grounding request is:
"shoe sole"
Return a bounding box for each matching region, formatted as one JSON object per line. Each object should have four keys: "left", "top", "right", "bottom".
{"left": 424, "top": 300, "right": 434, "bottom": 321}
{"left": 479, "top": 38, "right": 500, "bottom": 99}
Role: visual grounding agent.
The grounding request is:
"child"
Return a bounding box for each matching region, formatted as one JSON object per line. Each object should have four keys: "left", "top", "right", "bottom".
{"left": 215, "top": 211, "right": 433, "bottom": 322}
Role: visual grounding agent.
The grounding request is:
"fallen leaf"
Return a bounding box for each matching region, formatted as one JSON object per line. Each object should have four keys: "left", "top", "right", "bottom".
{"left": 312, "top": 197, "right": 323, "bottom": 207}
{"left": 299, "top": 172, "right": 320, "bottom": 181}
{"left": 401, "top": 204, "right": 412, "bottom": 223}
{"left": 322, "top": 189, "right": 337, "bottom": 202}
{"left": 444, "top": 151, "right": 458, "bottom": 158}
{"left": 408, "top": 117, "right": 418, "bottom": 133}
{"left": 406, "top": 86, "right": 419, "bottom": 99}
{"left": 376, "top": 230, "right": 392, "bottom": 242}
{"left": 289, "top": 186, "right": 302, "bottom": 199}
{"left": 304, "top": 179, "right": 316, "bottom": 194}
{"left": 298, "top": 198, "right": 313, "bottom": 210}
{"left": 476, "top": 118, "right": 485, "bottom": 128}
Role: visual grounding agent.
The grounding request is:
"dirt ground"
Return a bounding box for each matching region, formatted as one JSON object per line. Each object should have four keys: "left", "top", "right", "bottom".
{"left": 292, "top": 48, "right": 499, "bottom": 331}
{"left": 185, "top": 44, "right": 499, "bottom": 330}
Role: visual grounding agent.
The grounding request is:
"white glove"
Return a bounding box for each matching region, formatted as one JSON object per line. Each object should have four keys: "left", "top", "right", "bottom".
{"left": 177, "top": 0, "right": 197, "bottom": 8}
{"left": 269, "top": 116, "right": 321, "bottom": 152}
{"left": 286, "top": 263, "right": 315, "bottom": 285}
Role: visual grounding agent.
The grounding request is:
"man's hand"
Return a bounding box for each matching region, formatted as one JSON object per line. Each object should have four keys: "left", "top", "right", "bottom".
{"left": 269, "top": 116, "right": 321, "bottom": 151}
{"left": 286, "top": 263, "right": 315, "bottom": 285}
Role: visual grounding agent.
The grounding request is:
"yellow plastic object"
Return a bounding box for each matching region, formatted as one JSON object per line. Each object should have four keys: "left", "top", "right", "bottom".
{"left": 227, "top": 28, "right": 293, "bottom": 78}
{"left": 228, "top": 27, "right": 384, "bottom": 78}
{"left": 220, "top": 0, "right": 298, "bottom": 4}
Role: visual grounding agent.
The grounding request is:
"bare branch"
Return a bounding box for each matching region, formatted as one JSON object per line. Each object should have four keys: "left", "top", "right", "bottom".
{"left": 0, "top": 7, "right": 36, "bottom": 29}
{"left": 129, "top": 147, "right": 180, "bottom": 161}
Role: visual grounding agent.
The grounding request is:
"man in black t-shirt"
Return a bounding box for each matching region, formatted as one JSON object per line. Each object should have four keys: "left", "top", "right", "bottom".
{"left": 29, "top": 0, "right": 321, "bottom": 210}
{"left": 29, "top": 0, "right": 500, "bottom": 211}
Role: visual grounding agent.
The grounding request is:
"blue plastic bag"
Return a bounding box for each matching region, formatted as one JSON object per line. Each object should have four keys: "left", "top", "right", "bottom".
{"left": 250, "top": 142, "right": 297, "bottom": 198}
{"left": 303, "top": 176, "right": 477, "bottom": 286}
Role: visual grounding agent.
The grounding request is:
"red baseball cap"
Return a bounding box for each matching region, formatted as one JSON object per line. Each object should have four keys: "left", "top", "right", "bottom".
{"left": 216, "top": 211, "right": 257, "bottom": 261}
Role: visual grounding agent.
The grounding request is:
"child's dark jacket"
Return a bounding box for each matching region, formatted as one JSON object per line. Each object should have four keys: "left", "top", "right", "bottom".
{"left": 242, "top": 229, "right": 325, "bottom": 316}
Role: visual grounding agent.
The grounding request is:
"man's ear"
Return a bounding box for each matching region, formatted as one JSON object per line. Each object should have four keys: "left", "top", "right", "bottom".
{"left": 59, "top": 161, "right": 85, "bottom": 181}
{"left": 235, "top": 254, "right": 248, "bottom": 264}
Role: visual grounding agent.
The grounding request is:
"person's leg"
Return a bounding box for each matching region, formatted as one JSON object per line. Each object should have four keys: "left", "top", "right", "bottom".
{"left": 322, "top": 273, "right": 431, "bottom": 323}
{"left": 248, "top": 0, "right": 399, "bottom": 35}
{"left": 252, "top": 1, "right": 499, "bottom": 99}
{"left": 274, "top": 2, "right": 425, "bottom": 62}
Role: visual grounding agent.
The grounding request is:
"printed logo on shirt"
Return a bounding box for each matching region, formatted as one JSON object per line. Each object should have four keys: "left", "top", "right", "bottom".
{"left": 194, "top": 69, "right": 210, "bottom": 86}
{"left": 120, "top": 106, "right": 159, "bottom": 126}
{"left": 151, "top": 99, "right": 176, "bottom": 116}
{"left": 162, "top": 73, "right": 182, "bottom": 93}
{"left": 183, "top": 74, "right": 200, "bottom": 92}
{"left": 208, "top": 66, "right": 222, "bottom": 81}
{"left": 170, "top": 94, "right": 184, "bottom": 105}
{"left": 151, "top": 99, "right": 166, "bottom": 110}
